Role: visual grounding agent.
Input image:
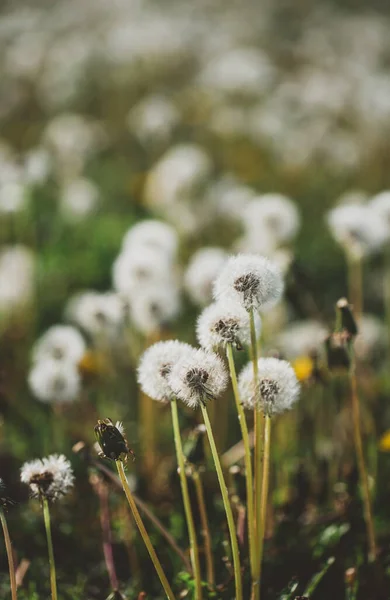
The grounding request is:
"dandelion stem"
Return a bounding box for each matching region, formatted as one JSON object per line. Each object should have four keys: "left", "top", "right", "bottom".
{"left": 42, "top": 498, "right": 58, "bottom": 600}
{"left": 384, "top": 245, "right": 390, "bottom": 356}
{"left": 170, "top": 398, "right": 203, "bottom": 599}
{"left": 346, "top": 252, "right": 363, "bottom": 320}
{"left": 191, "top": 469, "right": 215, "bottom": 587}
{"left": 226, "top": 343, "right": 256, "bottom": 582}
{"left": 257, "top": 414, "right": 271, "bottom": 600}
{"left": 200, "top": 404, "right": 242, "bottom": 600}
{"left": 0, "top": 508, "right": 17, "bottom": 600}
{"left": 116, "top": 460, "right": 176, "bottom": 600}
{"left": 349, "top": 362, "right": 377, "bottom": 562}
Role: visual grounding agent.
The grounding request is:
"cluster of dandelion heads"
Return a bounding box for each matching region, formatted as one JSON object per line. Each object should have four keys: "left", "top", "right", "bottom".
{"left": 28, "top": 359, "right": 81, "bottom": 404}
{"left": 32, "top": 325, "right": 86, "bottom": 364}
{"left": 20, "top": 454, "right": 74, "bottom": 501}
{"left": 168, "top": 349, "right": 228, "bottom": 409}
{"left": 138, "top": 340, "right": 195, "bottom": 402}
{"left": 238, "top": 357, "right": 300, "bottom": 416}
{"left": 213, "top": 254, "right": 284, "bottom": 313}
{"left": 197, "top": 301, "right": 262, "bottom": 352}
{"left": 327, "top": 203, "right": 389, "bottom": 258}
{"left": 184, "top": 247, "right": 228, "bottom": 306}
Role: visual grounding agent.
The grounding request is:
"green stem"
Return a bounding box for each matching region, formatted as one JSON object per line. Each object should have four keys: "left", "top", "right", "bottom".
{"left": 0, "top": 509, "right": 17, "bottom": 600}
{"left": 257, "top": 415, "right": 271, "bottom": 600}
{"left": 42, "top": 498, "right": 58, "bottom": 600}
{"left": 226, "top": 343, "right": 256, "bottom": 582}
{"left": 170, "top": 398, "right": 202, "bottom": 599}
{"left": 303, "top": 557, "right": 335, "bottom": 596}
{"left": 346, "top": 252, "right": 363, "bottom": 320}
{"left": 384, "top": 245, "right": 390, "bottom": 356}
{"left": 200, "top": 404, "right": 242, "bottom": 600}
{"left": 116, "top": 461, "right": 176, "bottom": 600}
{"left": 192, "top": 469, "right": 215, "bottom": 587}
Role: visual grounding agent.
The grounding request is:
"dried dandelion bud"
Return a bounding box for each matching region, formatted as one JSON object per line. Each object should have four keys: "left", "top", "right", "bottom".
{"left": 168, "top": 348, "right": 228, "bottom": 409}
{"left": 213, "top": 254, "right": 283, "bottom": 312}
{"left": 336, "top": 298, "right": 358, "bottom": 337}
{"left": 238, "top": 357, "right": 300, "bottom": 416}
{"left": 94, "top": 418, "right": 133, "bottom": 463}
{"left": 20, "top": 455, "right": 74, "bottom": 501}
{"left": 137, "top": 340, "right": 195, "bottom": 402}
{"left": 196, "top": 301, "right": 261, "bottom": 351}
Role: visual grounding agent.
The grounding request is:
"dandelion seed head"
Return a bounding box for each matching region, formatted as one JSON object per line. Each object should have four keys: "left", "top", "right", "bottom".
{"left": 122, "top": 220, "right": 178, "bottom": 258}
{"left": 65, "top": 291, "right": 125, "bottom": 338}
{"left": 32, "top": 325, "right": 86, "bottom": 365}
{"left": 28, "top": 359, "right": 81, "bottom": 404}
{"left": 0, "top": 245, "right": 35, "bottom": 316}
{"left": 369, "top": 191, "right": 390, "bottom": 225}
{"left": 112, "top": 248, "right": 173, "bottom": 297}
{"left": 184, "top": 247, "right": 228, "bottom": 306}
{"left": 0, "top": 181, "right": 28, "bottom": 215}
{"left": 213, "top": 254, "right": 284, "bottom": 312}
{"left": 168, "top": 349, "right": 228, "bottom": 409}
{"left": 60, "top": 178, "right": 100, "bottom": 222}
{"left": 242, "top": 194, "right": 300, "bottom": 245}
{"left": 138, "top": 340, "right": 195, "bottom": 402}
{"left": 128, "top": 281, "right": 181, "bottom": 335}
{"left": 196, "top": 301, "right": 261, "bottom": 351}
{"left": 20, "top": 454, "right": 74, "bottom": 501}
{"left": 238, "top": 357, "right": 300, "bottom": 416}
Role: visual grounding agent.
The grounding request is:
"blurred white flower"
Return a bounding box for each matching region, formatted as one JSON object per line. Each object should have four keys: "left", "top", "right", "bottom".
{"left": 65, "top": 291, "right": 125, "bottom": 339}
{"left": 276, "top": 320, "right": 328, "bottom": 359}
{"left": 32, "top": 325, "right": 86, "bottom": 365}
{"left": 168, "top": 348, "right": 228, "bottom": 408}
{"left": 369, "top": 191, "right": 390, "bottom": 226}
{"left": 24, "top": 147, "right": 52, "bottom": 185}
{"left": 128, "top": 282, "right": 181, "bottom": 335}
{"left": 354, "top": 314, "right": 386, "bottom": 362}
{"left": 126, "top": 95, "right": 179, "bottom": 146}
{"left": 238, "top": 357, "right": 300, "bottom": 416}
{"left": 184, "top": 247, "right": 228, "bottom": 306}
{"left": 211, "top": 178, "right": 256, "bottom": 222}
{"left": 122, "top": 220, "right": 178, "bottom": 259}
{"left": 28, "top": 359, "right": 81, "bottom": 404}
{"left": 242, "top": 194, "right": 300, "bottom": 245}
{"left": 21, "top": 454, "right": 74, "bottom": 501}
{"left": 213, "top": 254, "right": 284, "bottom": 312}
{"left": 112, "top": 248, "right": 174, "bottom": 297}
{"left": 138, "top": 340, "right": 194, "bottom": 402}
{"left": 0, "top": 246, "right": 35, "bottom": 317}
{"left": 60, "top": 178, "right": 100, "bottom": 222}
{"left": 0, "top": 181, "right": 28, "bottom": 214}
{"left": 197, "top": 300, "right": 261, "bottom": 351}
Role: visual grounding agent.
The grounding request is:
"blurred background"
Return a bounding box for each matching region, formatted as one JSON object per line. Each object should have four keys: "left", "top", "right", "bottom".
{"left": 1, "top": 0, "right": 390, "bottom": 598}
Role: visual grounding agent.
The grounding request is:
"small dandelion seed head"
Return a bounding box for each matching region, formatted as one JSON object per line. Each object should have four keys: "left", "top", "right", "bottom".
{"left": 184, "top": 247, "right": 228, "bottom": 306}
{"left": 28, "top": 359, "right": 81, "bottom": 404}
{"left": 213, "top": 254, "right": 284, "bottom": 312}
{"left": 65, "top": 291, "right": 125, "bottom": 338}
{"left": 138, "top": 340, "right": 195, "bottom": 402}
{"left": 196, "top": 300, "right": 261, "bottom": 351}
{"left": 122, "top": 220, "right": 179, "bottom": 258}
{"left": 128, "top": 281, "right": 181, "bottom": 335}
{"left": 238, "top": 357, "right": 300, "bottom": 416}
{"left": 32, "top": 325, "right": 86, "bottom": 365}
{"left": 112, "top": 247, "right": 174, "bottom": 297}
{"left": 168, "top": 348, "right": 228, "bottom": 409}
{"left": 20, "top": 454, "right": 74, "bottom": 501}
{"left": 242, "top": 194, "right": 300, "bottom": 245}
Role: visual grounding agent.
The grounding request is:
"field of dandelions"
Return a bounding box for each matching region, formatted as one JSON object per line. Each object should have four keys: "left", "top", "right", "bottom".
{"left": 2, "top": 0, "right": 390, "bottom": 599}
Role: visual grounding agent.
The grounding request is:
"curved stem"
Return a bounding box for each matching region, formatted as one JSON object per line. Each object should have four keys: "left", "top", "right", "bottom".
{"left": 116, "top": 461, "right": 176, "bottom": 600}
{"left": 170, "top": 398, "right": 202, "bottom": 599}
{"left": 192, "top": 469, "right": 215, "bottom": 587}
{"left": 257, "top": 415, "right": 271, "bottom": 599}
{"left": 0, "top": 509, "right": 17, "bottom": 600}
{"left": 200, "top": 404, "right": 242, "bottom": 600}
{"left": 350, "top": 366, "right": 377, "bottom": 562}
{"left": 226, "top": 343, "right": 256, "bottom": 581}
{"left": 42, "top": 498, "right": 58, "bottom": 600}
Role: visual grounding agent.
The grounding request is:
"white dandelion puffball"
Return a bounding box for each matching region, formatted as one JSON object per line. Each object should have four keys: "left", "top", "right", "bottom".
{"left": 276, "top": 320, "right": 328, "bottom": 359}
{"left": 24, "top": 147, "right": 52, "bottom": 185}
{"left": 235, "top": 225, "right": 278, "bottom": 257}
{"left": 126, "top": 95, "right": 179, "bottom": 145}
{"left": 327, "top": 203, "right": 389, "bottom": 257}
{"left": 0, "top": 182, "right": 28, "bottom": 215}
{"left": 242, "top": 194, "right": 300, "bottom": 245}
{"left": 197, "top": 301, "right": 261, "bottom": 351}
{"left": 128, "top": 282, "right": 181, "bottom": 335}
{"left": 32, "top": 325, "right": 86, "bottom": 364}
{"left": 184, "top": 247, "right": 228, "bottom": 306}
{"left": 112, "top": 247, "right": 173, "bottom": 297}
{"left": 138, "top": 340, "right": 195, "bottom": 402}
{"left": 65, "top": 291, "right": 125, "bottom": 338}
{"left": 238, "top": 357, "right": 300, "bottom": 416}
{"left": 210, "top": 177, "right": 256, "bottom": 222}
{"left": 213, "top": 254, "right": 284, "bottom": 312}
{"left": 0, "top": 246, "right": 35, "bottom": 316}
{"left": 60, "top": 178, "right": 100, "bottom": 222}
{"left": 168, "top": 349, "right": 228, "bottom": 409}
{"left": 28, "top": 359, "right": 81, "bottom": 404}
{"left": 20, "top": 454, "right": 74, "bottom": 501}
{"left": 369, "top": 191, "right": 390, "bottom": 226}
{"left": 122, "top": 220, "right": 178, "bottom": 258}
